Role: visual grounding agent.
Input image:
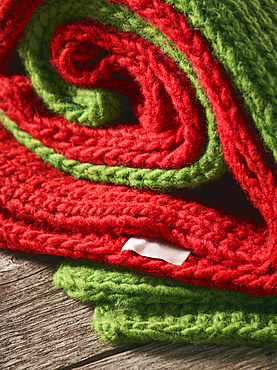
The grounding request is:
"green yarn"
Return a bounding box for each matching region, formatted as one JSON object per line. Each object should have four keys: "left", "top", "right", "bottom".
{"left": 168, "top": 0, "right": 277, "bottom": 162}
{"left": 19, "top": 0, "right": 124, "bottom": 127}
{"left": 53, "top": 259, "right": 277, "bottom": 346}
{"left": 0, "top": 110, "right": 223, "bottom": 189}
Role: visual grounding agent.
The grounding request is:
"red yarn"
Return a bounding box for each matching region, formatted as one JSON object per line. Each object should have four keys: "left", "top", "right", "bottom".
{"left": 0, "top": 20, "right": 205, "bottom": 170}
{"left": 0, "top": 0, "right": 45, "bottom": 73}
{"left": 51, "top": 21, "right": 203, "bottom": 135}
{"left": 0, "top": 0, "right": 277, "bottom": 295}
{"left": 0, "top": 125, "right": 275, "bottom": 295}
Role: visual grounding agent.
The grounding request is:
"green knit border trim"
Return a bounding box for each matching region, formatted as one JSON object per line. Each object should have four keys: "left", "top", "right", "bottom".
{"left": 1, "top": 110, "right": 220, "bottom": 189}
{"left": 53, "top": 259, "right": 277, "bottom": 346}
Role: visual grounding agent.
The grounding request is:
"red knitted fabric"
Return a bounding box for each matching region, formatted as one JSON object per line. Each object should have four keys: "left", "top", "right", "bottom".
{"left": 0, "top": 0, "right": 277, "bottom": 295}
{"left": 3, "top": 20, "right": 205, "bottom": 170}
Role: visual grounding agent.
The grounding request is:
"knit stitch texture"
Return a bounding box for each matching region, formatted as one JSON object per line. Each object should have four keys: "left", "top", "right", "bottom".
{"left": 53, "top": 259, "right": 277, "bottom": 346}
{"left": 0, "top": 0, "right": 277, "bottom": 295}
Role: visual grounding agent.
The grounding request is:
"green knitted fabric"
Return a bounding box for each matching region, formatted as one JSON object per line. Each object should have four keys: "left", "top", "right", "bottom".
{"left": 3, "top": 0, "right": 277, "bottom": 189}
{"left": 53, "top": 259, "right": 277, "bottom": 346}
{"left": 169, "top": 0, "right": 277, "bottom": 163}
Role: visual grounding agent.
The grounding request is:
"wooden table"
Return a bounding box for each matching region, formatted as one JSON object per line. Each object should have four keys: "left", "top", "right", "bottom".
{"left": 1, "top": 249, "right": 277, "bottom": 369}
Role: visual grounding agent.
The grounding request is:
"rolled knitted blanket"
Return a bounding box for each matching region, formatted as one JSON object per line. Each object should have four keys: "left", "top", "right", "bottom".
{"left": 0, "top": 0, "right": 277, "bottom": 295}
{"left": 53, "top": 259, "right": 277, "bottom": 346}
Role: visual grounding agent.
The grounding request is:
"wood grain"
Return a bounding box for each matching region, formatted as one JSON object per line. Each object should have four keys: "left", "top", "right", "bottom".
{"left": 1, "top": 249, "right": 277, "bottom": 370}
{"left": 80, "top": 343, "right": 277, "bottom": 370}
{"left": 0, "top": 250, "right": 136, "bottom": 369}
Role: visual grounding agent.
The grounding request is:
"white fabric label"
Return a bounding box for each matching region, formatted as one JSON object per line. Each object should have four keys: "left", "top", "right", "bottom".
{"left": 122, "top": 236, "right": 190, "bottom": 266}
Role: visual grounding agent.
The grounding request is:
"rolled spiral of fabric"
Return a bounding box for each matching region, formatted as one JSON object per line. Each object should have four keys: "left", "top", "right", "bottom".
{"left": 0, "top": 0, "right": 229, "bottom": 190}
{"left": 0, "top": 0, "right": 277, "bottom": 296}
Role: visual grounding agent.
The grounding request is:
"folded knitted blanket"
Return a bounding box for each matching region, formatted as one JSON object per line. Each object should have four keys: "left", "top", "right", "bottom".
{"left": 0, "top": 0, "right": 277, "bottom": 295}
{"left": 53, "top": 259, "right": 277, "bottom": 346}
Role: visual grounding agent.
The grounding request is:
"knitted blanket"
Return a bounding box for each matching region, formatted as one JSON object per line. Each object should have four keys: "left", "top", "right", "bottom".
{"left": 53, "top": 259, "right": 277, "bottom": 346}
{"left": 0, "top": 0, "right": 277, "bottom": 295}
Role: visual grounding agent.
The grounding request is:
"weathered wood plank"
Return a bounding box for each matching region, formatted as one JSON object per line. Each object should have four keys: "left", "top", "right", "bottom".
{"left": 0, "top": 250, "right": 138, "bottom": 369}
{"left": 78, "top": 343, "right": 277, "bottom": 370}
{"left": 0, "top": 250, "right": 61, "bottom": 284}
